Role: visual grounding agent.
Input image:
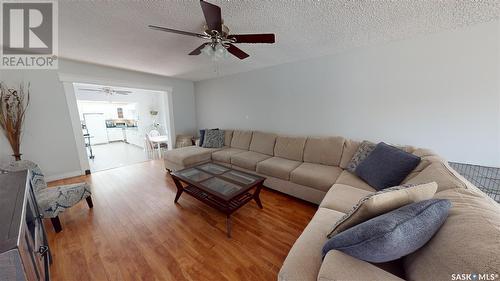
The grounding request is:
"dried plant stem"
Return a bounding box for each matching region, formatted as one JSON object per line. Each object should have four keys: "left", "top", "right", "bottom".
{"left": 0, "top": 82, "right": 30, "bottom": 160}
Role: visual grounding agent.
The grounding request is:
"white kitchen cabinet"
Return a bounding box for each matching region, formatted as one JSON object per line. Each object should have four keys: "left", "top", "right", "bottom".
{"left": 124, "top": 128, "right": 144, "bottom": 148}
{"left": 107, "top": 128, "right": 125, "bottom": 142}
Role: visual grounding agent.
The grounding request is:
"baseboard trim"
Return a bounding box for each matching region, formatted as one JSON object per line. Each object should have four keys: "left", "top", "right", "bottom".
{"left": 45, "top": 170, "right": 84, "bottom": 182}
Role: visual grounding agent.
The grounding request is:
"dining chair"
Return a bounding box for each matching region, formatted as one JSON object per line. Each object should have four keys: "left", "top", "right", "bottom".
{"left": 144, "top": 133, "right": 157, "bottom": 159}
{"left": 148, "top": 129, "right": 161, "bottom": 138}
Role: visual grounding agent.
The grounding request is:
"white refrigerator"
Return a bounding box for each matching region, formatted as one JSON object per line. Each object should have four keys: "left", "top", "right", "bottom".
{"left": 83, "top": 113, "right": 109, "bottom": 145}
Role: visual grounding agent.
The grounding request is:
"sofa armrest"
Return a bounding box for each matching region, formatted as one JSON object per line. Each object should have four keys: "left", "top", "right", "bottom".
{"left": 318, "top": 251, "right": 404, "bottom": 281}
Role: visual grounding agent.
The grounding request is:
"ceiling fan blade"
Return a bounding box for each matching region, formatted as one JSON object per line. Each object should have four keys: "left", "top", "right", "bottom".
{"left": 227, "top": 44, "right": 249, "bottom": 60}
{"left": 79, "top": 88, "right": 103, "bottom": 92}
{"left": 148, "top": 25, "right": 208, "bottom": 39}
{"left": 200, "top": 0, "right": 222, "bottom": 33}
{"left": 189, "top": 43, "right": 209, "bottom": 55}
{"left": 228, "top": 34, "right": 275, "bottom": 44}
{"left": 115, "top": 90, "right": 132, "bottom": 94}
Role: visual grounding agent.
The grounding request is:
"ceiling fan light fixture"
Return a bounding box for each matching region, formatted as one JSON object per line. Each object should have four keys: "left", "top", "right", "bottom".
{"left": 201, "top": 44, "right": 214, "bottom": 56}
{"left": 201, "top": 42, "right": 228, "bottom": 61}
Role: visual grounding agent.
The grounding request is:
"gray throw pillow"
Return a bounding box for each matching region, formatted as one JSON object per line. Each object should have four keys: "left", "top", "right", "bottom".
{"left": 346, "top": 141, "right": 376, "bottom": 173}
{"left": 202, "top": 129, "right": 224, "bottom": 148}
{"left": 322, "top": 199, "right": 451, "bottom": 263}
{"left": 355, "top": 142, "right": 421, "bottom": 190}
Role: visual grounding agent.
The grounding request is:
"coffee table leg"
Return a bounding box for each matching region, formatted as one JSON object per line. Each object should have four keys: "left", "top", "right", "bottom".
{"left": 254, "top": 183, "right": 263, "bottom": 209}
{"left": 172, "top": 177, "right": 184, "bottom": 203}
{"left": 226, "top": 215, "right": 232, "bottom": 238}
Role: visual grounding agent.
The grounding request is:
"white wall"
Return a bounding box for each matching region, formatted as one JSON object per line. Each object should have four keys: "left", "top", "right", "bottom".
{"left": 195, "top": 21, "right": 500, "bottom": 167}
{"left": 0, "top": 59, "right": 196, "bottom": 180}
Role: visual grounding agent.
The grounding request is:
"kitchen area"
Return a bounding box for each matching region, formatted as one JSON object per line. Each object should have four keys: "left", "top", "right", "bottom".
{"left": 74, "top": 83, "right": 169, "bottom": 172}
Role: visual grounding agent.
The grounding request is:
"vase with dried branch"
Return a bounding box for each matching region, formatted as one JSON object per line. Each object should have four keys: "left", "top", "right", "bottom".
{"left": 0, "top": 82, "right": 30, "bottom": 161}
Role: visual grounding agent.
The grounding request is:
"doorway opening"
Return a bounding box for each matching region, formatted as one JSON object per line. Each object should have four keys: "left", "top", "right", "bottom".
{"left": 73, "top": 83, "right": 169, "bottom": 172}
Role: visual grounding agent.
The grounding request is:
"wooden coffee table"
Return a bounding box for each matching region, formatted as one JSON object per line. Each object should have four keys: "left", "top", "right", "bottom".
{"left": 171, "top": 162, "right": 265, "bottom": 238}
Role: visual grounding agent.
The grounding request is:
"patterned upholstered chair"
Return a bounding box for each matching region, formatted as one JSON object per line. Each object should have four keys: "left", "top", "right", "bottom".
{"left": 0, "top": 160, "right": 93, "bottom": 233}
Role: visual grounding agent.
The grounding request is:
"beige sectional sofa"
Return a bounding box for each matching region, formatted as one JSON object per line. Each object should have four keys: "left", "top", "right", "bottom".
{"left": 164, "top": 130, "right": 500, "bottom": 281}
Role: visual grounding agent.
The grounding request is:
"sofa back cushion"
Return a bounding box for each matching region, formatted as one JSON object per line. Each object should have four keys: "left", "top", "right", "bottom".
{"left": 249, "top": 131, "right": 277, "bottom": 156}
{"left": 303, "top": 136, "right": 345, "bottom": 166}
{"left": 404, "top": 188, "right": 500, "bottom": 281}
{"left": 230, "top": 130, "right": 253, "bottom": 150}
{"left": 340, "top": 139, "right": 361, "bottom": 169}
{"left": 274, "top": 136, "right": 307, "bottom": 161}
{"left": 404, "top": 162, "right": 466, "bottom": 192}
{"left": 224, "top": 130, "right": 233, "bottom": 146}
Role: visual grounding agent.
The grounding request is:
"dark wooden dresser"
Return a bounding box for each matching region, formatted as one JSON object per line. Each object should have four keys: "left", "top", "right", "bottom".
{"left": 0, "top": 171, "right": 51, "bottom": 281}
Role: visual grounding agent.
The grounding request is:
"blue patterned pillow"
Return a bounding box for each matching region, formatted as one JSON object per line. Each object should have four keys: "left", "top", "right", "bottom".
{"left": 346, "top": 141, "right": 376, "bottom": 173}
{"left": 322, "top": 199, "right": 451, "bottom": 263}
{"left": 199, "top": 129, "right": 206, "bottom": 147}
{"left": 202, "top": 129, "right": 224, "bottom": 148}
{"left": 199, "top": 128, "right": 219, "bottom": 147}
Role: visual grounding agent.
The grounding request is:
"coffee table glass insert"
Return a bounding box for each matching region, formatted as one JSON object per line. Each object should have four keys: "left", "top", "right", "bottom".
{"left": 171, "top": 162, "right": 265, "bottom": 238}
{"left": 177, "top": 168, "right": 212, "bottom": 182}
{"left": 197, "top": 163, "right": 230, "bottom": 175}
{"left": 200, "top": 177, "right": 242, "bottom": 197}
{"left": 221, "top": 170, "right": 259, "bottom": 185}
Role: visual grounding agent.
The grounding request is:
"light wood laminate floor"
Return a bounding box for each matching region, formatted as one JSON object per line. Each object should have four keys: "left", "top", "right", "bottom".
{"left": 46, "top": 160, "right": 316, "bottom": 281}
{"left": 88, "top": 142, "right": 149, "bottom": 172}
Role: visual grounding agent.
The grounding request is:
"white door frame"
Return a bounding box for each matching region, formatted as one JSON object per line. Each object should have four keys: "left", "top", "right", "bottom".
{"left": 58, "top": 73, "right": 175, "bottom": 174}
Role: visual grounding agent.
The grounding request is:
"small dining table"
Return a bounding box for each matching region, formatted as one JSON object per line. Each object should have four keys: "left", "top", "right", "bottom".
{"left": 149, "top": 135, "right": 168, "bottom": 158}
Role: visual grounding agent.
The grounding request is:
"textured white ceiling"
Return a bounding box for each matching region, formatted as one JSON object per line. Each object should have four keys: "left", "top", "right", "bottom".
{"left": 59, "top": 0, "right": 499, "bottom": 81}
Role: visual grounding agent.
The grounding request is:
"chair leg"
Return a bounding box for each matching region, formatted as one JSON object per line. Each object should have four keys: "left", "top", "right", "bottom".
{"left": 51, "top": 216, "right": 62, "bottom": 233}
{"left": 85, "top": 196, "right": 94, "bottom": 208}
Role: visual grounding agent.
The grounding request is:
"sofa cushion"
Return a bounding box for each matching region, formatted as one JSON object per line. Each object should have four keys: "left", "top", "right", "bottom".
{"left": 303, "top": 136, "right": 345, "bottom": 166}
{"left": 278, "top": 207, "right": 345, "bottom": 281}
{"left": 211, "top": 148, "right": 246, "bottom": 163}
{"left": 404, "top": 188, "right": 500, "bottom": 281}
{"left": 335, "top": 170, "right": 376, "bottom": 192}
{"left": 249, "top": 131, "right": 277, "bottom": 156}
{"left": 355, "top": 142, "right": 421, "bottom": 190}
{"left": 230, "top": 130, "right": 253, "bottom": 150}
{"left": 320, "top": 184, "right": 373, "bottom": 213}
{"left": 256, "top": 157, "right": 302, "bottom": 180}
{"left": 290, "top": 163, "right": 342, "bottom": 191}
{"left": 405, "top": 162, "right": 466, "bottom": 192}
{"left": 327, "top": 182, "right": 438, "bottom": 238}
{"left": 346, "top": 140, "right": 376, "bottom": 173}
{"left": 230, "top": 151, "right": 271, "bottom": 171}
{"left": 322, "top": 199, "right": 451, "bottom": 263}
{"left": 318, "top": 251, "right": 404, "bottom": 281}
{"left": 224, "top": 130, "right": 233, "bottom": 146}
{"left": 339, "top": 139, "right": 361, "bottom": 169}
{"left": 412, "top": 147, "right": 437, "bottom": 158}
{"left": 164, "top": 146, "right": 214, "bottom": 166}
{"left": 274, "top": 136, "right": 307, "bottom": 161}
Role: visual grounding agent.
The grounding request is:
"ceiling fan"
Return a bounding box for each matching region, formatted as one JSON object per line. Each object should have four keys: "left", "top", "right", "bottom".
{"left": 148, "top": 0, "right": 275, "bottom": 60}
{"left": 79, "top": 87, "right": 131, "bottom": 96}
